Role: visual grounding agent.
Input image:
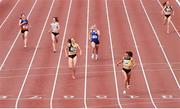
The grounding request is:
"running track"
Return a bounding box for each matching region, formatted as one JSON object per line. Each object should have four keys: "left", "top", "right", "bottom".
{"left": 0, "top": 0, "right": 180, "bottom": 108}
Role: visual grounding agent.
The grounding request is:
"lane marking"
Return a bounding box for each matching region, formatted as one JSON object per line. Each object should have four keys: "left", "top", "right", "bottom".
{"left": 64, "top": 95, "right": 74, "bottom": 99}
{"left": 140, "top": 0, "right": 180, "bottom": 89}
{"left": 0, "top": 0, "right": 38, "bottom": 71}
{"left": 29, "top": 95, "right": 42, "bottom": 100}
{"left": 50, "top": 0, "right": 73, "bottom": 108}
{"left": 15, "top": 0, "right": 56, "bottom": 108}
{"left": 175, "top": 0, "right": 180, "bottom": 6}
{"left": 96, "top": 95, "right": 107, "bottom": 99}
{"left": 0, "top": 0, "right": 21, "bottom": 29}
{"left": 161, "top": 95, "right": 173, "bottom": 99}
{"left": 0, "top": 96, "right": 7, "bottom": 99}
{"left": 128, "top": 95, "right": 139, "bottom": 99}
{"left": 84, "top": 0, "right": 89, "bottom": 108}
{"left": 105, "top": 0, "right": 122, "bottom": 108}
{"left": 122, "top": 0, "right": 157, "bottom": 108}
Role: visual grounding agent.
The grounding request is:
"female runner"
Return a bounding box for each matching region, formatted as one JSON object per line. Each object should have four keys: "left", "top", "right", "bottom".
{"left": 117, "top": 51, "right": 136, "bottom": 94}
{"left": 19, "top": 13, "right": 30, "bottom": 48}
{"left": 49, "top": 17, "right": 60, "bottom": 53}
{"left": 89, "top": 25, "right": 100, "bottom": 60}
{"left": 162, "top": 1, "right": 174, "bottom": 34}
{"left": 65, "top": 38, "right": 82, "bottom": 79}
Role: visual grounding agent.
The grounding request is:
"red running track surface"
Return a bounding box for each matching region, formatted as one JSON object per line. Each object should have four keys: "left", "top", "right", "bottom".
{"left": 0, "top": 0, "right": 180, "bottom": 108}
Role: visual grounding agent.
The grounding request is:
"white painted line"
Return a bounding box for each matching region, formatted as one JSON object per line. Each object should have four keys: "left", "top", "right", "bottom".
{"left": 0, "top": 0, "right": 38, "bottom": 71}
{"left": 0, "top": 0, "right": 21, "bottom": 29}
{"left": 157, "top": 0, "right": 180, "bottom": 38}
{"left": 0, "top": 96, "right": 7, "bottom": 99}
{"left": 122, "top": 0, "right": 157, "bottom": 108}
{"left": 49, "top": 0, "right": 72, "bottom": 108}
{"left": 140, "top": 0, "right": 180, "bottom": 89}
{"left": 64, "top": 95, "right": 74, "bottom": 99}
{"left": 105, "top": 0, "right": 122, "bottom": 108}
{"left": 29, "top": 96, "right": 42, "bottom": 100}
{"left": 96, "top": 95, "right": 107, "bottom": 99}
{"left": 15, "top": 0, "right": 56, "bottom": 108}
{"left": 175, "top": 0, "right": 180, "bottom": 6}
{"left": 128, "top": 95, "right": 139, "bottom": 99}
{"left": 84, "top": 0, "right": 89, "bottom": 108}
{"left": 161, "top": 95, "right": 173, "bottom": 99}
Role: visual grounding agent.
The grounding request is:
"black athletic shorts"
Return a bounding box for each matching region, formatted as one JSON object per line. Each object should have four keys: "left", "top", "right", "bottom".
{"left": 122, "top": 68, "right": 131, "bottom": 74}
{"left": 165, "top": 14, "right": 171, "bottom": 18}
{"left": 68, "top": 54, "right": 77, "bottom": 59}
{"left": 52, "top": 32, "right": 59, "bottom": 36}
{"left": 21, "top": 29, "right": 28, "bottom": 33}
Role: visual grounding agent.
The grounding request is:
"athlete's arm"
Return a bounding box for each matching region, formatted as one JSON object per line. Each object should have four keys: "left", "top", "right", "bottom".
{"left": 65, "top": 45, "right": 68, "bottom": 57}
{"left": 77, "top": 44, "right": 82, "bottom": 55}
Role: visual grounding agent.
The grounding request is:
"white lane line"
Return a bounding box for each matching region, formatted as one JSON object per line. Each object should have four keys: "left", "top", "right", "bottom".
{"left": 49, "top": 0, "right": 72, "bottom": 108}
{"left": 0, "top": 0, "right": 38, "bottom": 71}
{"left": 105, "top": 0, "right": 122, "bottom": 108}
{"left": 84, "top": 0, "right": 89, "bottom": 108}
{"left": 140, "top": 0, "right": 180, "bottom": 89}
{"left": 0, "top": 0, "right": 21, "bottom": 29}
{"left": 175, "top": 0, "right": 180, "bottom": 6}
{"left": 15, "top": 0, "right": 56, "bottom": 108}
{"left": 122, "top": 0, "right": 157, "bottom": 108}
{"left": 157, "top": 0, "right": 180, "bottom": 38}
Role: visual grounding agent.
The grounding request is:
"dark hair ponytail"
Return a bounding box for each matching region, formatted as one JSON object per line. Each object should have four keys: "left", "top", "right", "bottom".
{"left": 53, "top": 17, "right": 59, "bottom": 22}
{"left": 126, "top": 51, "right": 133, "bottom": 57}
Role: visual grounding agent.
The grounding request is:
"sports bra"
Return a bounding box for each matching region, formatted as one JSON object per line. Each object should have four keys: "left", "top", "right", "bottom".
{"left": 68, "top": 43, "right": 77, "bottom": 54}
{"left": 164, "top": 5, "right": 172, "bottom": 13}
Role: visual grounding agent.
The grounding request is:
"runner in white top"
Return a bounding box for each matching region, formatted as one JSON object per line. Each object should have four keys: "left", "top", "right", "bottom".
{"left": 161, "top": 1, "right": 174, "bottom": 34}
{"left": 49, "top": 17, "right": 60, "bottom": 53}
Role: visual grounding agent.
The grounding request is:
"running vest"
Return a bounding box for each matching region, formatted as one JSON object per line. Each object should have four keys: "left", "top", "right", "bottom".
{"left": 164, "top": 5, "right": 172, "bottom": 14}
{"left": 20, "top": 19, "right": 28, "bottom": 30}
{"left": 123, "top": 57, "right": 132, "bottom": 67}
{"left": 91, "top": 30, "right": 98, "bottom": 39}
{"left": 69, "top": 44, "right": 77, "bottom": 54}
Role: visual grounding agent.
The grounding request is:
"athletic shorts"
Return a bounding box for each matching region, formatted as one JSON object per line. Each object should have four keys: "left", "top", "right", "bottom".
{"left": 52, "top": 32, "right": 59, "bottom": 36}
{"left": 91, "top": 39, "right": 100, "bottom": 45}
{"left": 122, "top": 68, "right": 131, "bottom": 74}
{"left": 21, "top": 29, "right": 28, "bottom": 33}
{"left": 68, "top": 54, "right": 77, "bottom": 59}
{"left": 165, "top": 14, "right": 171, "bottom": 18}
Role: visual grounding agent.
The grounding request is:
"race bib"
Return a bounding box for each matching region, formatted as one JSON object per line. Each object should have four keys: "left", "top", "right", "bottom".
{"left": 92, "top": 35, "right": 98, "bottom": 39}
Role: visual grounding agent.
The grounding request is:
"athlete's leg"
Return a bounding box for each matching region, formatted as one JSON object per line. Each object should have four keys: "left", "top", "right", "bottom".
{"left": 23, "top": 31, "right": 28, "bottom": 48}
{"left": 91, "top": 42, "right": 96, "bottom": 59}
{"left": 51, "top": 33, "right": 56, "bottom": 52}
{"left": 166, "top": 16, "right": 171, "bottom": 33}
{"left": 72, "top": 56, "right": 77, "bottom": 79}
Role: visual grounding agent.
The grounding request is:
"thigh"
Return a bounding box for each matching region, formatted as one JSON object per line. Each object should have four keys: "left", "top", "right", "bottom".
{"left": 24, "top": 31, "right": 28, "bottom": 37}
{"left": 72, "top": 56, "right": 77, "bottom": 67}
{"left": 51, "top": 33, "right": 55, "bottom": 41}
{"left": 68, "top": 57, "right": 73, "bottom": 68}
{"left": 91, "top": 42, "right": 96, "bottom": 48}
{"left": 122, "top": 69, "right": 128, "bottom": 80}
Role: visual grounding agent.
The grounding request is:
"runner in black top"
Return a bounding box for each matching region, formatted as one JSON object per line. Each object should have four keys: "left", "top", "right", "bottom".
{"left": 162, "top": 1, "right": 174, "bottom": 34}
{"left": 117, "top": 51, "right": 136, "bottom": 94}
{"left": 65, "top": 38, "right": 82, "bottom": 79}
{"left": 19, "top": 13, "right": 30, "bottom": 48}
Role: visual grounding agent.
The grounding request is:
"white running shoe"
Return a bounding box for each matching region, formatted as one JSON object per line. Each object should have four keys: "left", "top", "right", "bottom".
{"left": 123, "top": 90, "right": 126, "bottom": 94}
{"left": 127, "top": 85, "right": 131, "bottom": 89}
{"left": 91, "top": 53, "right": 94, "bottom": 59}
